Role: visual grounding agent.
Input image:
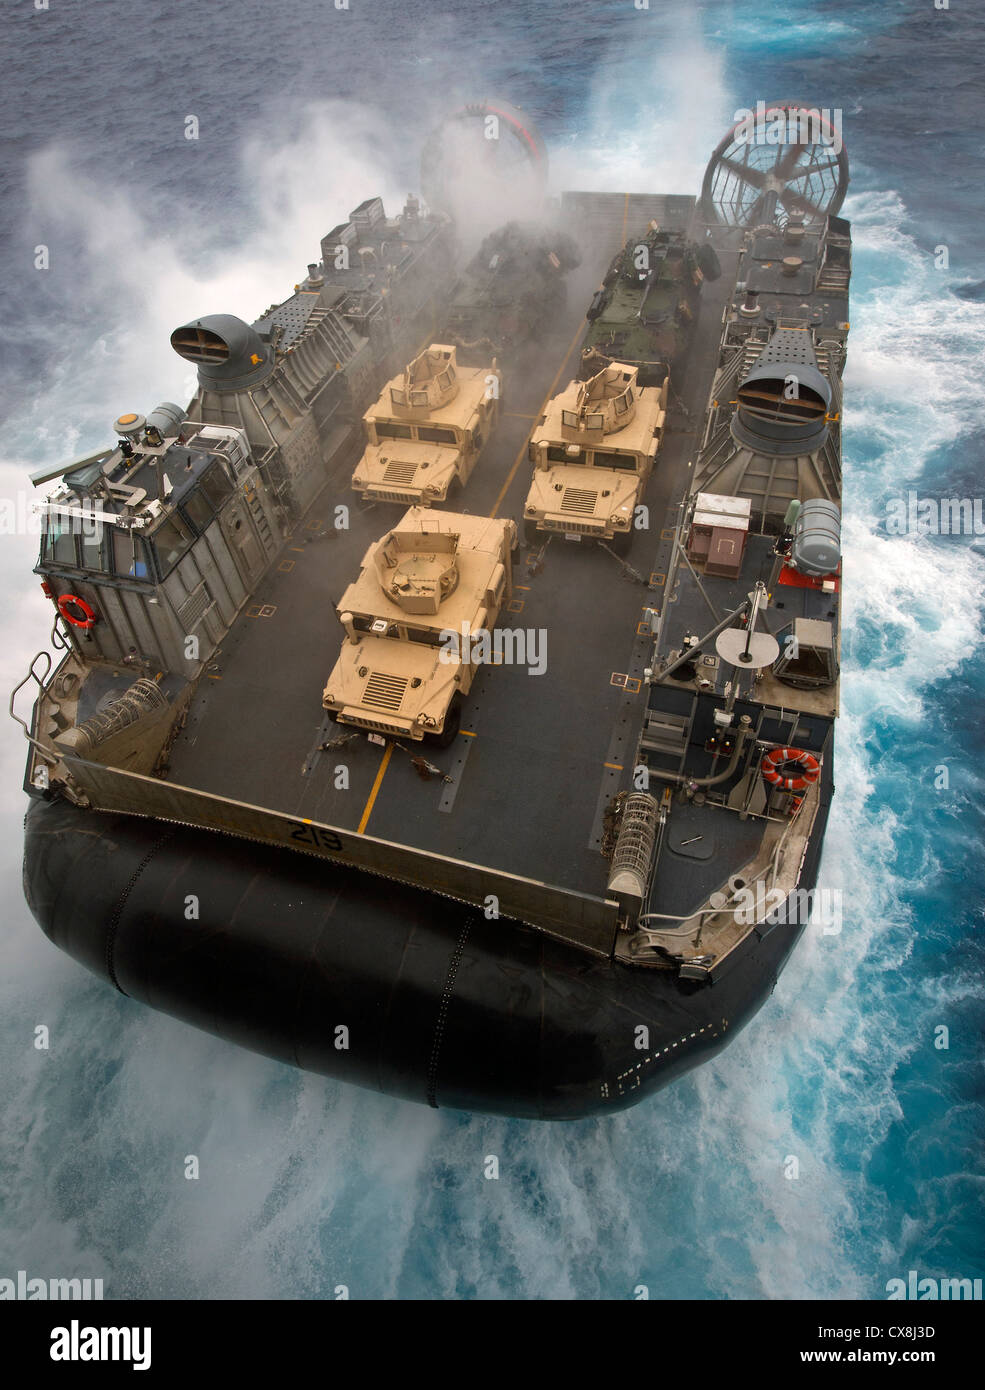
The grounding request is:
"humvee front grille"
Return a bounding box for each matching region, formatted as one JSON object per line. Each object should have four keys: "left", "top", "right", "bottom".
{"left": 544, "top": 518, "right": 604, "bottom": 535}
{"left": 367, "top": 486, "right": 419, "bottom": 502}
{"left": 560, "top": 487, "right": 599, "bottom": 515}
{"left": 363, "top": 672, "right": 409, "bottom": 712}
{"left": 383, "top": 460, "right": 418, "bottom": 485}
{"left": 343, "top": 715, "right": 407, "bottom": 736}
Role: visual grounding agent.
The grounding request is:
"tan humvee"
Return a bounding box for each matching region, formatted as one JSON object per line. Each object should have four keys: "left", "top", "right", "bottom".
{"left": 351, "top": 344, "right": 501, "bottom": 505}
{"left": 323, "top": 507, "right": 516, "bottom": 745}
{"left": 522, "top": 362, "right": 667, "bottom": 552}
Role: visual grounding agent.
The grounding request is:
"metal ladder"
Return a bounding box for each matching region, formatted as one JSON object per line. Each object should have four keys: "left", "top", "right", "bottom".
{"left": 641, "top": 693, "right": 698, "bottom": 775}
{"left": 244, "top": 487, "right": 276, "bottom": 556}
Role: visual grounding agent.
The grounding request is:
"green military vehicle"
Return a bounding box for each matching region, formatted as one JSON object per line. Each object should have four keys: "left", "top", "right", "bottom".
{"left": 579, "top": 222, "right": 721, "bottom": 386}
{"left": 443, "top": 221, "right": 581, "bottom": 362}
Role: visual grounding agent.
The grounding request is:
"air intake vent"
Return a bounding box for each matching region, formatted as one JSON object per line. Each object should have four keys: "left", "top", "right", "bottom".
{"left": 363, "top": 672, "right": 408, "bottom": 711}
{"left": 383, "top": 460, "right": 418, "bottom": 485}
{"left": 178, "top": 583, "right": 213, "bottom": 631}
{"left": 169, "top": 326, "right": 230, "bottom": 364}
{"left": 169, "top": 314, "right": 273, "bottom": 393}
{"left": 560, "top": 487, "right": 599, "bottom": 515}
{"left": 731, "top": 327, "right": 831, "bottom": 456}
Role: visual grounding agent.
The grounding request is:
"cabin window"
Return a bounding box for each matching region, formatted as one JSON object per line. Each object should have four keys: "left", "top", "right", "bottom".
{"left": 80, "top": 529, "right": 108, "bottom": 573}
{"left": 592, "top": 450, "right": 638, "bottom": 471}
{"left": 110, "top": 530, "right": 151, "bottom": 580}
{"left": 110, "top": 530, "right": 137, "bottom": 578}
{"left": 181, "top": 487, "right": 215, "bottom": 533}
{"left": 42, "top": 518, "right": 79, "bottom": 568}
{"left": 151, "top": 513, "right": 194, "bottom": 575}
{"left": 112, "top": 529, "right": 133, "bottom": 575}
{"left": 132, "top": 537, "right": 151, "bottom": 580}
{"left": 548, "top": 445, "right": 580, "bottom": 464}
{"left": 375, "top": 422, "right": 413, "bottom": 440}
{"left": 417, "top": 426, "right": 457, "bottom": 444}
{"left": 198, "top": 463, "right": 234, "bottom": 510}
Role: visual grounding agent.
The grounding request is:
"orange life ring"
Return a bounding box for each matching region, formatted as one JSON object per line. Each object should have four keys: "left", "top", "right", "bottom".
{"left": 58, "top": 593, "right": 97, "bottom": 629}
{"left": 761, "top": 746, "right": 820, "bottom": 792}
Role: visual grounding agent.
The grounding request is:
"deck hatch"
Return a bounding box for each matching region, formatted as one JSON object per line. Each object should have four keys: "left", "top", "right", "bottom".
{"left": 363, "top": 671, "right": 409, "bottom": 711}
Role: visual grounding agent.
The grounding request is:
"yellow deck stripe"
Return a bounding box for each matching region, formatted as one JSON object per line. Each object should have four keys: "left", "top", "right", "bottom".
{"left": 357, "top": 744, "right": 393, "bottom": 834}
{"left": 490, "top": 319, "right": 586, "bottom": 519}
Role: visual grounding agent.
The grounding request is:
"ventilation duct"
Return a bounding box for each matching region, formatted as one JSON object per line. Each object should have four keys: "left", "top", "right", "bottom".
{"left": 169, "top": 315, "right": 274, "bottom": 392}
{"left": 731, "top": 328, "right": 831, "bottom": 456}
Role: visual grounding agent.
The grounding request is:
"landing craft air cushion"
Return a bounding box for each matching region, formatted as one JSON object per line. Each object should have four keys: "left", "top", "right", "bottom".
{"left": 15, "top": 102, "right": 851, "bottom": 1118}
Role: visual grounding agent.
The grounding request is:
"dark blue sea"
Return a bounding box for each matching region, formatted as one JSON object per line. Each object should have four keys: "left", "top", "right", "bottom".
{"left": 0, "top": 0, "right": 982, "bottom": 1299}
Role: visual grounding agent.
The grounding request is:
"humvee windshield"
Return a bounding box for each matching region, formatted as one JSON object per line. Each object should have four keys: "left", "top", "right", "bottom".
{"left": 592, "top": 450, "right": 639, "bottom": 471}
{"left": 417, "top": 426, "right": 457, "bottom": 444}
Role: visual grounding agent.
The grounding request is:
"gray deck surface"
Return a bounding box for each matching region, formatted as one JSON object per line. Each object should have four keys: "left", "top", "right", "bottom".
{"left": 167, "top": 228, "right": 740, "bottom": 901}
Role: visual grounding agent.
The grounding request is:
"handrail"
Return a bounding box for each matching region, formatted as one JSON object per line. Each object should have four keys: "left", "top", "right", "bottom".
{"left": 8, "top": 650, "right": 58, "bottom": 759}
{"left": 636, "top": 773, "right": 818, "bottom": 940}
{"left": 50, "top": 612, "right": 73, "bottom": 651}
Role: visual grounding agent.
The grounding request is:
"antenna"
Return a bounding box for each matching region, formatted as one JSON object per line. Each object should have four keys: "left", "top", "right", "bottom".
{"left": 715, "top": 582, "right": 780, "bottom": 676}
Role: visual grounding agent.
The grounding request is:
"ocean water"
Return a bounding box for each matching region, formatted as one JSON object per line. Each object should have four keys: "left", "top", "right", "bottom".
{"left": 0, "top": 0, "right": 982, "bottom": 1299}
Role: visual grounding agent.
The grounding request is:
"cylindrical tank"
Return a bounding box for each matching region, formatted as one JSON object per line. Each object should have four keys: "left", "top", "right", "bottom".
{"left": 144, "top": 402, "right": 186, "bottom": 438}
{"left": 791, "top": 498, "right": 841, "bottom": 576}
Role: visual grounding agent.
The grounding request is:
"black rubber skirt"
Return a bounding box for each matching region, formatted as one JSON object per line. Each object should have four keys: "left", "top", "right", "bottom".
{"left": 23, "top": 791, "right": 828, "bottom": 1119}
